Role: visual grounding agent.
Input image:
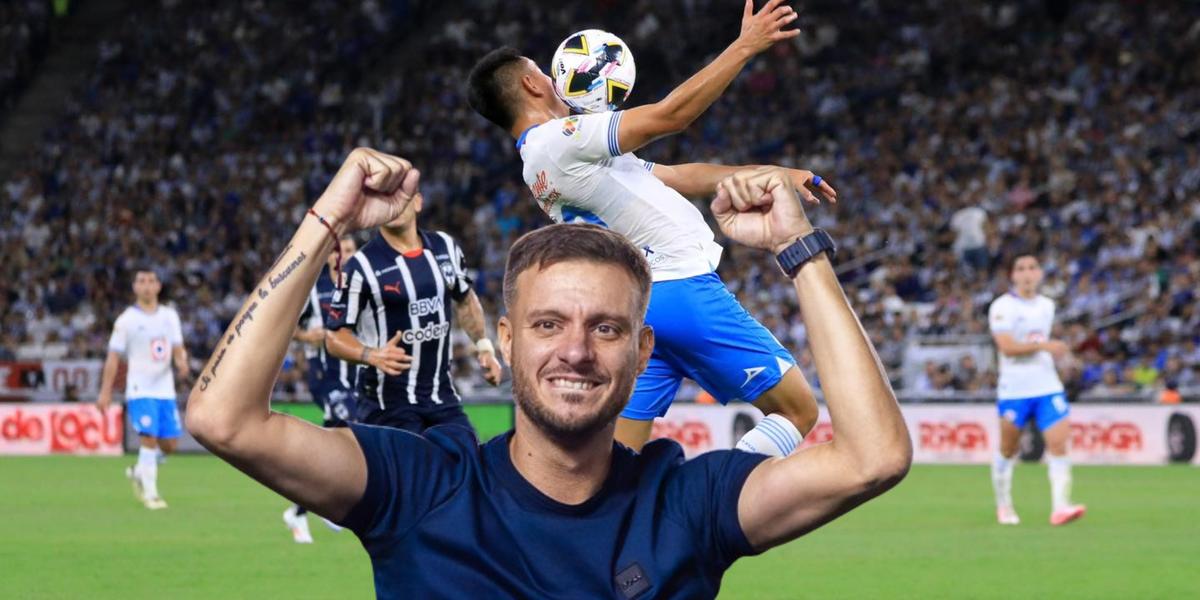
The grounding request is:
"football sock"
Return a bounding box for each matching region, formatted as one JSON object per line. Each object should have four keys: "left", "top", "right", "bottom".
{"left": 992, "top": 454, "right": 1015, "bottom": 508}
{"left": 736, "top": 414, "right": 803, "bottom": 457}
{"left": 138, "top": 446, "right": 160, "bottom": 499}
{"left": 1047, "top": 454, "right": 1072, "bottom": 512}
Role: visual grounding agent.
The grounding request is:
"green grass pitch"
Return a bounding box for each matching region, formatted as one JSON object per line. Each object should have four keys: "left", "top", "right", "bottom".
{"left": 2, "top": 456, "right": 1196, "bottom": 599}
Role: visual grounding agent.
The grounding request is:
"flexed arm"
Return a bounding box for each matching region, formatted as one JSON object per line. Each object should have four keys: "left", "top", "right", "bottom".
{"left": 714, "top": 168, "right": 911, "bottom": 551}
{"left": 186, "top": 148, "right": 420, "bottom": 520}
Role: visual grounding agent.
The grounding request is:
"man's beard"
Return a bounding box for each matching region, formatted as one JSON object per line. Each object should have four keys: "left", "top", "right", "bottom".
{"left": 512, "top": 361, "right": 635, "bottom": 443}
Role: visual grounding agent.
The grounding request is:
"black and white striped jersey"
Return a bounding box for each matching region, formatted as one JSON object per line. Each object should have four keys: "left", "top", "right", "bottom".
{"left": 327, "top": 230, "right": 472, "bottom": 409}
{"left": 297, "top": 266, "right": 356, "bottom": 392}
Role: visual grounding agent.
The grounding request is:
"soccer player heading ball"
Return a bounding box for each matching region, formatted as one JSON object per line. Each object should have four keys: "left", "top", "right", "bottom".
{"left": 468, "top": 0, "right": 838, "bottom": 456}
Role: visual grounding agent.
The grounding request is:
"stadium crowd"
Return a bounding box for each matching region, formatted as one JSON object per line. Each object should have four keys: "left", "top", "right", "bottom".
{"left": 2, "top": 0, "right": 1198, "bottom": 399}
{"left": 0, "top": 0, "right": 52, "bottom": 112}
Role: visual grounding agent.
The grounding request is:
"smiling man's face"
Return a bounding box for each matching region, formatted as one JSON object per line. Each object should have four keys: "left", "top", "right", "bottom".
{"left": 500, "top": 260, "right": 653, "bottom": 441}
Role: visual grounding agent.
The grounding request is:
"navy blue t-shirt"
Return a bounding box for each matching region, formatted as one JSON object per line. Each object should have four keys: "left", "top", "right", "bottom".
{"left": 342, "top": 423, "right": 770, "bottom": 599}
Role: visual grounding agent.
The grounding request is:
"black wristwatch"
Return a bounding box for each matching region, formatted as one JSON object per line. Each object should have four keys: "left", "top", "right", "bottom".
{"left": 775, "top": 228, "right": 837, "bottom": 278}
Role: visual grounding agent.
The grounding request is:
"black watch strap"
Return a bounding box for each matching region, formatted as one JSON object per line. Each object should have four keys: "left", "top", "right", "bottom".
{"left": 775, "top": 228, "right": 836, "bottom": 277}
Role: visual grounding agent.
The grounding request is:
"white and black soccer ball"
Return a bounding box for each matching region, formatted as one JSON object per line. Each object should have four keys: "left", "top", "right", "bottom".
{"left": 550, "top": 29, "right": 636, "bottom": 114}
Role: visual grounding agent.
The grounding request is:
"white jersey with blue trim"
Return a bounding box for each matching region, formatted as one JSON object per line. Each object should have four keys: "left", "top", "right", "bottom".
{"left": 988, "top": 292, "right": 1064, "bottom": 399}
{"left": 108, "top": 304, "right": 183, "bottom": 399}
{"left": 517, "top": 111, "right": 723, "bottom": 282}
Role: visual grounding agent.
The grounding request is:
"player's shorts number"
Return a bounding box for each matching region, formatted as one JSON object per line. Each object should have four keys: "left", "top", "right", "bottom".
{"left": 1051, "top": 393, "right": 1067, "bottom": 414}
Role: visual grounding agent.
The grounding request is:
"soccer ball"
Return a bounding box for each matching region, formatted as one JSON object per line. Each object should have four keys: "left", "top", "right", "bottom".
{"left": 550, "top": 29, "right": 636, "bottom": 114}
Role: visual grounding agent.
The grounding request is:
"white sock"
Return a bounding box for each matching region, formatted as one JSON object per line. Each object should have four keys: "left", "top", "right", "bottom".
{"left": 992, "top": 454, "right": 1015, "bottom": 509}
{"left": 736, "top": 414, "right": 803, "bottom": 457}
{"left": 1047, "top": 454, "right": 1072, "bottom": 512}
{"left": 138, "top": 446, "right": 160, "bottom": 499}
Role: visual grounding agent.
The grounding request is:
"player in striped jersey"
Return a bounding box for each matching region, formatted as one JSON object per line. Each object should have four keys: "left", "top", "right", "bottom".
{"left": 282, "top": 235, "right": 359, "bottom": 543}
{"left": 326, "top": 188, "right": 502, "bottom": 433}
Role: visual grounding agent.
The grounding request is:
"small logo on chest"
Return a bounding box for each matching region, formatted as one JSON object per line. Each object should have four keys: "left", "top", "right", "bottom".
{"left": 614, "top": 562, "right": 651, "bottom": 599}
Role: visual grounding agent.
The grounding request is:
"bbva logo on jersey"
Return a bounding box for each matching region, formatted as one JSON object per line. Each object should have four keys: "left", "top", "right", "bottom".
{"left": 409, "top": 296, "right": 443, "bottom": 317}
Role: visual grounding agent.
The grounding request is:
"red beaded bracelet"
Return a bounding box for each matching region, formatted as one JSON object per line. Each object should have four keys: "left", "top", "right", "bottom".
{"left": 308, "top": 208, "right": 343, "bottom": 286}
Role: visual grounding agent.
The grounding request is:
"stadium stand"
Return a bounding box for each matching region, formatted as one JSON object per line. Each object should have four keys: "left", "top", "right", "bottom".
{"left": 1, "top": 0, "right": 1197, "bottom": 399}
{"left": 0, "top": 0, "right": 52, "bottom": 113}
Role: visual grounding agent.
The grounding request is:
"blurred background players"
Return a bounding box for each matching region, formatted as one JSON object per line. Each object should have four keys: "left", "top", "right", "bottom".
{"left": 282, "top": 235, "right": 358, "bottom": 543}
{"left": 989, "top": 254, "right": 1086, "bottom": 526}
{"left": 97, "top": 268, "right": 189, "bottom": 510}
{"left": 325, "top": 178, "right": 503, "bottom": 433}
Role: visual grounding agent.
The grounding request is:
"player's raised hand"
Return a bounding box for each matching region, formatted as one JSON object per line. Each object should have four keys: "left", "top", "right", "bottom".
{"left": 313, "top": 148, "right": 421, "bottom": 234}
{"left": 366, "top": 331, "right": 413, "bottom": 376}
{"left": 478, "top": 349, "right": 503, "bottom": 386}
{"left": 737, "top": 0, "right": 800, "bottom": 54}
{"left": 712, "top": 166, "right": 815, "bottom": 253}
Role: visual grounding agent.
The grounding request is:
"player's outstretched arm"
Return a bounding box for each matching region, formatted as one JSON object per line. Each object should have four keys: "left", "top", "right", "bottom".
{"left": 186, "top": 148, "right": 420, "bottom": 520}
{"left": 326, "top": 328, "right": 413, "bottom": 375}
{"left": 711, "top": 167, "right": 911, "bottom": 551}
{"left": 294, "top": 326, "right": 325, "bottom": 346}
{"left": 616, "top": 0, "right": 799, "bottom": 153}
{"left": 453, "top": 289, "right": 503, "bottom": 386}
{"left": 652, "top": 163, "right": 837, "bottom": 203}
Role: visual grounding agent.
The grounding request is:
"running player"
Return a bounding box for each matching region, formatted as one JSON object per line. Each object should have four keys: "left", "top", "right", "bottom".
{"left": 282, "top": 235, "right": 358, "bottom": 543}
{"left": 325, "top": 182, "right": 502, "bottom": 433}
{"left": 97, "top": 268, "right": 189, "bottom": 510}
{"left": 467, "top": 0, "right": 830, "bottom": 453}
{"left": 988, "top": 253, "right": 1086, "bottom": 526}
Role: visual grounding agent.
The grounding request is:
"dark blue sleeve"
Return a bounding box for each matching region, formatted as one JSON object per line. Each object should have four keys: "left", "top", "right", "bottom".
{"left": 664, "top": 449, "right": 771, "bottom": 569}
{"left": 298, "top": 292, "right": 315, "bottom": 327}
{"left": 326, "top": 259, "right": 368, "bottom": 331}
{"left": 339, "top": 423, "right": 463, "bottom": 543}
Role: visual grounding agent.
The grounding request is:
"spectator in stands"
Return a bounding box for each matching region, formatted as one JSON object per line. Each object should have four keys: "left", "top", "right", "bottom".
{"left": 1127, "top": 355, "right": 1161, "bottom": 390}
{"left": 1092, "top": 368, "right": 1136, "bottom": 397}
{"left": 950, "top": 198, "right": 989, "bottom": 274}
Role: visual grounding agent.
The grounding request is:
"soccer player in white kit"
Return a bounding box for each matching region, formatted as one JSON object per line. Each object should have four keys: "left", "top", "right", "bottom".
{"left": 468, "top": 0, "right": 833, "bottom": 455}
{"left": 988, "top": 254, "right": 1086, "bottom": 526}
{"left": 98, "top": 269, "right": 190, "bottom": 510}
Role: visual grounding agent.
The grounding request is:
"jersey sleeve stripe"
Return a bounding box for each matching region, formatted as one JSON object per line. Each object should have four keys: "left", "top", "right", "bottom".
{"left": 607, "top": 111, "right": 623, "bottom": 157}
{"left": 347, "top": 270, "right": 364, "bottom": 326}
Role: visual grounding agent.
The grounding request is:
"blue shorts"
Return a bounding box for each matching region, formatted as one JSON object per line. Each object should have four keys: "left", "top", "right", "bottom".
{"left": 357, "top": 403, "right": 474, "bottom": 435}
{"left": 622, "top": 272, "right": 794, "bottom": 420}
{"left": 998, "top": 392, "right": 1070, "bottom": 431}
{"left": 126, "top": 397, "right": 182, "bottom": 439}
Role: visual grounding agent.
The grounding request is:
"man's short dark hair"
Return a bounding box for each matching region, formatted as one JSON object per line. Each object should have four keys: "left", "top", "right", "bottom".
{"left": 467, "top": 47, "right": 526, "bottom": 130}
{"left": 1007, "top": 252, "right": 1039, "bottom": 276}
{"left": 133, "top": 266, "right": 161, "bottom": 280}
{"left": 503, "top": 224, "right": 652, "bottom": 318}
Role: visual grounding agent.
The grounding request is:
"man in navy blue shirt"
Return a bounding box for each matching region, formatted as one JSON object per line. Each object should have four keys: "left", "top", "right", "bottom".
{"left": 187, "top": 149, "right": 912, "bottom": 599}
